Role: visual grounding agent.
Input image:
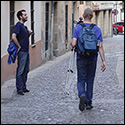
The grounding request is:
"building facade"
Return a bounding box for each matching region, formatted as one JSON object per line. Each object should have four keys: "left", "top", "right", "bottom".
{"left": 1, "top": 1, "right": 114, "bottom": 83}
{"left": 112, "top": 1, "right": 124, "bottom": 23}
{"left": 1, "top": 1, "right": 42, "bottom": 83}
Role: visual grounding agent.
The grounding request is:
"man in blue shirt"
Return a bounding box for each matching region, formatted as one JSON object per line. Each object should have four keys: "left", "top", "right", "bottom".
{"left": 12, "top": 9, "right": 33, "bottom": 95}
{"left": 71, "top": 8, "right": 106, "bottom": 111}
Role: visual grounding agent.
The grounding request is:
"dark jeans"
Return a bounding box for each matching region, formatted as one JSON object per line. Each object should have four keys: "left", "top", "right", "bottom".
{"left": 16, "top": 51, "right": 30, "bottom": 92}
{"left": 77, "top": 55, "right": 98, "bottom": 103}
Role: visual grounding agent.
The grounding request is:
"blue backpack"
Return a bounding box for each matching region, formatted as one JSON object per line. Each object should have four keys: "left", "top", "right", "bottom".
{"left": 77, "top": 23, "right": 99, "bottom": 56}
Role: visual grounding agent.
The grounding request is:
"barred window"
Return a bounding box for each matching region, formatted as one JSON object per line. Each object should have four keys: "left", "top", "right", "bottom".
{"left": 31, "top": 1, "right": 35, "bottom": 45}
{"left": 65, "top": 5, "right": 68, "bottom": 41}
{"left": 10, "top": 1, "right": 15, "bottom": 40}
{"left": 80, "top": 1, "right": 84, "bottom": 5}
{"left": 45, "top": 3, "right": 49, "bottom": 50}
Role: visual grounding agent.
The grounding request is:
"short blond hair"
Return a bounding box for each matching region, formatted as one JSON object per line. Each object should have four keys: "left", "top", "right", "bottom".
{"left": 83, "top": 8, "right": 93, "bottom": 20}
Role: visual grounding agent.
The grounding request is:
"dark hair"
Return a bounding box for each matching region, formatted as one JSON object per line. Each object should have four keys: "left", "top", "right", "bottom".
{"left": 17, "top": 9, "right": 26, "bottom": 20}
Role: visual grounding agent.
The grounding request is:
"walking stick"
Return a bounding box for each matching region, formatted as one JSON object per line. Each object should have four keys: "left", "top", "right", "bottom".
{"left": 65, "top": 48, "right": 76, "bottom": 95}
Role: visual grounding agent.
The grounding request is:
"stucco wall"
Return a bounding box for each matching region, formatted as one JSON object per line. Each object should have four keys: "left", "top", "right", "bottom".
{"left": 1, "top": 1, "right": 9, "bottom": 57}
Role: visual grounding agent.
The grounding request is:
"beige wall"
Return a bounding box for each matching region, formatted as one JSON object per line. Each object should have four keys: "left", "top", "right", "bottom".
{"left": 15, "top": 1, "right": 41, "bottom": 43}
{"left": 55, "top": 1, "right": 66, "bottom": 56}
{"left": 1, "top": 1, "right": 114, "bottom": 83}
{"left": 1, "top": 1, "right": 42, "bottom": 84}
{"left": 112, "top": 1, "right": 124, "bottom": 23}
{"left": 41, "top": 1, "right": 73, "bottom": 58}
{"left": 1, "top": 1, "right": 9, "bottom": 57}
{"left": 1, "top": 1, "right": 41, "bottom": 57}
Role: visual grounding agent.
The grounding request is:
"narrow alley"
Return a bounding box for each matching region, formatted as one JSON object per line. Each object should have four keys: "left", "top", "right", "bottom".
{"left": 1, "top": 35, "right": 124, "bottom": 124}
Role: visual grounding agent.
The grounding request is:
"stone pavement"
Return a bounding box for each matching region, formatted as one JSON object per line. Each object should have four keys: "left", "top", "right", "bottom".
{"left": 1, "top": 35, "right": 124, "bottom": 124}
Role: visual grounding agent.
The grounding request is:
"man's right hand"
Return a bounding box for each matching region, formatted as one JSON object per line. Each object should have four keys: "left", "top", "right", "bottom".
{"left": 71, "top": 38, "right": 77, "bottom": 47}
{"left": 12, "top": 33, "right": 21, "bottom": 53}
{"left": 101, "top": 61, "right": 106, "bottom": 72}
{"left": 16, "top": 46, "right": 21, "bottom": 53}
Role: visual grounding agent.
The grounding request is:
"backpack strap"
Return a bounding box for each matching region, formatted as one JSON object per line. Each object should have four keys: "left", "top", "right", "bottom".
{"left": 89, "top": 24, "right": 96, "bottom": 29}
{"left": 80, "top": 23, "right": 96, "bottom": 29}
{"left": 80, "top": 23, "right": 86, "bottom": 28}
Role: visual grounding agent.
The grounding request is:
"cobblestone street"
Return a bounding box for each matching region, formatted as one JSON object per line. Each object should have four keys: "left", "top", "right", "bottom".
{"left": 1, "top": 35, "right": 124, "bottom": 124}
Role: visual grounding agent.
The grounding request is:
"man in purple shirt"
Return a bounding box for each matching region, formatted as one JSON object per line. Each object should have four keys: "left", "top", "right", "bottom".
{"left": 71, "top": 8, "right": 106, "bottom": 111}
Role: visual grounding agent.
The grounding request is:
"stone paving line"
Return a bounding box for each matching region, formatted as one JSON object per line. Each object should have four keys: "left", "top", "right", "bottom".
{"left": 1, "top": 35, "right": 124, "bottom": 124}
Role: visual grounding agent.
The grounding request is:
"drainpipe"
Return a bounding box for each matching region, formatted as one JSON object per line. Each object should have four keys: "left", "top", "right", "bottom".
{"left": 115, "top": 1, "right": 118, "bottom": 35}
{"left": 50, "top": 1, "right": 54, "bottom": 59}
{"left": 72, "top": 1, "right": 74, "bottom": 34}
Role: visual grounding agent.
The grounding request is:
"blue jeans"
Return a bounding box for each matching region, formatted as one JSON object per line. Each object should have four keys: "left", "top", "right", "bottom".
{"left": 16, "top": 51, "right": 30, "bottom": 92}
{"left": 77, "top": 55, "right": 98, "bottom": 103}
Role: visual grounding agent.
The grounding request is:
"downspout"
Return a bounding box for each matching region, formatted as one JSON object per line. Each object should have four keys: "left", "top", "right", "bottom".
{"left": 115, "top": 1, "right": 118, "bottom": 35}
{"left": 50, "top": 1, "right": 54, "bottom": 59}
{"left": 72, "top": 1, "right": 74, "bottom": 34}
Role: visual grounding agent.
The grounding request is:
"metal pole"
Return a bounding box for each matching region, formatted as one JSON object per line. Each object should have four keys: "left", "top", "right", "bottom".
{"left": 115, "top": 1, "right": 118, "bottom": 35}
{"left": 50, "top": 1, "right": 54, "bottom": 59}
{"left": 72, "top": 1, "right": 74, "bottom": 34}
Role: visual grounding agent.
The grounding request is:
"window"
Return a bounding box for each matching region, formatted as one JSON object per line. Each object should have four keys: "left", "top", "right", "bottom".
{"left": 10, "top": 1, "right": 15, "bottom": 40}
{"left": 119, "top": 22, "right": 124, "bottom": 26}
{"left": 80, "top": 1, "right": 84, "bottom": 5}
{"left": 31, "top": 1, "right": 35, "bottom": 44}
{"left": 121, "top": 9, "right": 124, "bottom": 21}
{"left": 65, "top": 5, "right": 68, "bottom": 41}
{"left": 45, "top": 3, "right": 49, "bottom": 51}
{"left": 86, "top": 1, "right": 91, "bottom": 6}
{"left": 116, "top": 23, "right": 120, "bottom": 26}
{"left": 53, "top": 2, "right": 58, "bottom": 49}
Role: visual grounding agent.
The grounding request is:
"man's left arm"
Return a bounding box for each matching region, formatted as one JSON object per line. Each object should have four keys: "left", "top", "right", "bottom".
{"left": 99, "top": 42, "right": 106, "bottom": 72}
